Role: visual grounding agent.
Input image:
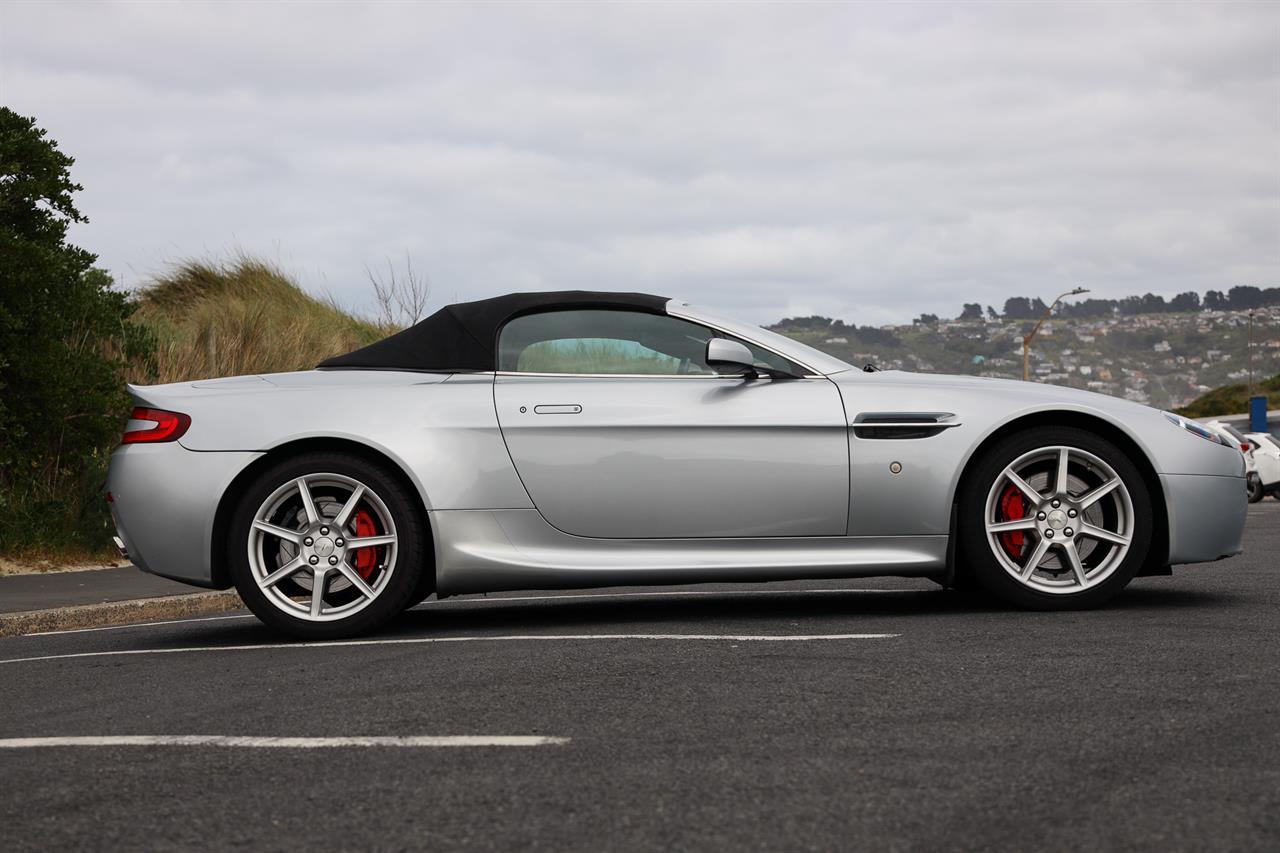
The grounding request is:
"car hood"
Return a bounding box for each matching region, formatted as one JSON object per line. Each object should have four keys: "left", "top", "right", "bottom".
{"left": 831, "top": 369, "right": 1159, "bottom": 419}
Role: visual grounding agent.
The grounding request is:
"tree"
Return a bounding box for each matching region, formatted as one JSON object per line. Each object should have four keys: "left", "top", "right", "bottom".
{"left": 1002, "top": 297, "right": 1034, "bottom": 319}
{"left": 1061, "top": 298, "right": 1117, "bottom": 319}
{"left": 0, "top": 108, "right": 153, "bottom": 552}
{"left": 771, "top": 315, "right": 835, "bottom": 333}
{"left": 1117, "top": 295, "right": 1146, "bottom": 315}
{"left": 1227, "top": 285, "right": 1263, "bottom": 310}
{"left": 367, "top": 253, "right": 432, "bottom": 330}
{"left": 986, "top": 305, "right": 999, "bottom": 320}
{"left": 958, "top": 303, "right": 982, "bottom": 321}
{"left": 1169, "top": 291, "right": 1200, "bottom": 313}
{"left": 1204, "top": 290, "right": 1228, "bottom": 311}
{"left": 1137, "top": 293, "right": 1168, "bottom": 314}
{"left": 914, "top": 313, "right": 939, "bottom": 326}
{"left": 1002, "top": 297, "right": 1049, "bottom": 319}
{"left": 852, "top": 326, "right": 902, "bottom": 347}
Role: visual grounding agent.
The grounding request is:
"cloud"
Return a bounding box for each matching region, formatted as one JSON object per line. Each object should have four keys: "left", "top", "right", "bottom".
{"left": 2, "top": 0, "right": 1277, "bottom": 325}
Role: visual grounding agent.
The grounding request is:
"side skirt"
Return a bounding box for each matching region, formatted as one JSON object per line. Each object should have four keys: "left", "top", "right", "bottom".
{"left": 431, "top": 509, "right": 948, "bottom": 596}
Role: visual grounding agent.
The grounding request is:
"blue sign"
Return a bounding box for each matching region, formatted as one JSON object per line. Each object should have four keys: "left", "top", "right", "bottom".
{"left": 1249, "top": 395, "right": 1267, "bottom": 433}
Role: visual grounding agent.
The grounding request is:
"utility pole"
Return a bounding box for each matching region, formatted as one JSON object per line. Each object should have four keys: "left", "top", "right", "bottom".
{"left": 1023, "top": 287, "right": 1089, "bottom": 381}
{"left": 1248, "top": 309, "right": 1255, "bottom": 396}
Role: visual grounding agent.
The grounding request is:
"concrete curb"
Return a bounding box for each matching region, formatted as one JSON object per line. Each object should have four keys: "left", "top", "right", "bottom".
{"left": 0, "top": 591, "right": 244, "bottom": 638}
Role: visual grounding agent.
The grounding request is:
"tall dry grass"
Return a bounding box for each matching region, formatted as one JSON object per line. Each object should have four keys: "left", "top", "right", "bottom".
{"left": 131, "top": 258, "right": 387, "bottom": 384}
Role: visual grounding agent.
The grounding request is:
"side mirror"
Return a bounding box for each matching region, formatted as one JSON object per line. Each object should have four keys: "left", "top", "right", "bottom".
{"left": 706, "top": 338, "right": 757, "bottom": 374}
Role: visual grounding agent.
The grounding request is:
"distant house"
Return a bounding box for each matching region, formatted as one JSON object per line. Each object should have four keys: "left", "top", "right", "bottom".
{"left": 824, "top": 336, "right": 848, "bottom": 345}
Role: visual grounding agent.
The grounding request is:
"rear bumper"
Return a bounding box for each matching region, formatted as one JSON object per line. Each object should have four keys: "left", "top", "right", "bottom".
{"left": 107, "top": 443, "right": 261, "bottom": 588}
{"left": 1161, "top": 473, "right": 1246, "bottom": 565}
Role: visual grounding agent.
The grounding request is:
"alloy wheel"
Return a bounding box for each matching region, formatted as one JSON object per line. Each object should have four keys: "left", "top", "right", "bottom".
{"left": 247, "top": 473, "right": 398, "bottom": 621}
{"left": 983, "top": 445, "right": 1134, "bottom": 594}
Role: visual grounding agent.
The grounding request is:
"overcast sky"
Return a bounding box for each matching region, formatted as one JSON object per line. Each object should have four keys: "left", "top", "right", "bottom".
{"left": 2, "top": 1, "right": 1277, "bottom": 325}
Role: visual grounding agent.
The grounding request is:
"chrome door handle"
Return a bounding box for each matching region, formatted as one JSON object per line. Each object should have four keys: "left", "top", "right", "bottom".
{"left": 533, "top": 404, "right": 582, "bottom": 415}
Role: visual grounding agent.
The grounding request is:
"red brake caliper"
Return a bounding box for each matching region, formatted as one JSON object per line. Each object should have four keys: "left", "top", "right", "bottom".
{"left": 353, "top": 510, "right": 379, "bottom": 580}
{"left": 998, "top": 485, "right": 1026, "bottom": 558}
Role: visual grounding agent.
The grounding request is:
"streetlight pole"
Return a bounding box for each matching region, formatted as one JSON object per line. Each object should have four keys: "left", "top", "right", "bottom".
{"left": 1022, "top": 287, "right": 1089, "bottom": 382}
{"left": 1248, "top": 309, "right": 1255, "bottom": 396}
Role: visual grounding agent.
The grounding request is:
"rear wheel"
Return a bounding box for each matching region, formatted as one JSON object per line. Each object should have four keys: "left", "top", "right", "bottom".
{"left": 229, "top": 452, "right": 427, "bottom": 639}
{"left": 958, "top": 427, "right": 1152, "bottom": 610}
{"left": 1247, "top": 473, "right": 1264, "bottom": 503}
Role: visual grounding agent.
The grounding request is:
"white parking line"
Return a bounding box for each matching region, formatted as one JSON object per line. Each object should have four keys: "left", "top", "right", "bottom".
{"left": 0, "top": 632, "right": 898, "bottom": 666}
{"left": 0, "top": 735, "right": 567, "bottom": 749}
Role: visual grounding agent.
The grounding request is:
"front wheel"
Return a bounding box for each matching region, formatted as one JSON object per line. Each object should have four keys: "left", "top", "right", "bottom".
{"left": 229, "top": 452, "right": 428, "bottom": 639}
{"left": 958, "top": 427, "right": 1153, "bottom": 610}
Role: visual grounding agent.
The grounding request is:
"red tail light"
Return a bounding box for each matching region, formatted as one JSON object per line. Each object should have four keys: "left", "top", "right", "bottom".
{"left": 121, "top": 407, "right": 191, "bottom": 444}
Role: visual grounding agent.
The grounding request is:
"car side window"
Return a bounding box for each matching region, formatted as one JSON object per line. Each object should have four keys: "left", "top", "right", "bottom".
{"left": 497, "top": 309, "right": 801, "bottom": 376}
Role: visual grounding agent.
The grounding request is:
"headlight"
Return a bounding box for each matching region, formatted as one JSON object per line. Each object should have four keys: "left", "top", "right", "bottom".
{"left": 1163, "top": 412, "right": 1230, "bottom": 446}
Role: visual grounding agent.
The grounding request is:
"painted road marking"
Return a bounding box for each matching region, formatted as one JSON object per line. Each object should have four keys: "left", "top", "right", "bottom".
{"left": 0, "top": 632, "right": 898, "bottom": 666}
{"left": 0, "top": 735, "right": 568, "bottom": 749}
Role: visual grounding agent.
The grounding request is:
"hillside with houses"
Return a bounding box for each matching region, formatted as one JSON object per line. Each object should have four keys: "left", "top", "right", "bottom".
{"left": 771, "top": 304, "right": 1280, "bottom": 411}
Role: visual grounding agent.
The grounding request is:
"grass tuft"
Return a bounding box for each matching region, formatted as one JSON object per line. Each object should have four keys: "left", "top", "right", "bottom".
{"left": 131, "top": 257, "right": 386, "bottom": 384}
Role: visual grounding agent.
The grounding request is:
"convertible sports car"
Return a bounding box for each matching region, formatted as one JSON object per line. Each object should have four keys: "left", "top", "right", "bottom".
{"left": 107, "top": 291, "right": 1247, "bottom": 638}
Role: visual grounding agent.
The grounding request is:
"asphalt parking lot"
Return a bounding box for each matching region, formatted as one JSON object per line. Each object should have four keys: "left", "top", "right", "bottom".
{"left": 1, "top": 505, "right": 1277, "bottom": 852}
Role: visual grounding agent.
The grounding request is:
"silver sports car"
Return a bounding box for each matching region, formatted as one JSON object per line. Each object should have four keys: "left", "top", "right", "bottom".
{"left": 107, "top": 291, "right": 1247, "bottom": 638}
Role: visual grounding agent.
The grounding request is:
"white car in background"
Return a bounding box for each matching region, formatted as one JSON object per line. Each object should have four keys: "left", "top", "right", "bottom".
{"left": 1246, "top": 432, "right": 1280, "bottom": 500}
{"left": 1205, "top": 420, "right": 1271, "bottom": 502}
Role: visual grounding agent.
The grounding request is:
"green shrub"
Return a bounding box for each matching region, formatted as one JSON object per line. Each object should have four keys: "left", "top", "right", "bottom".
{"left": 1175, "top": 375, "right": 1280, "bottom": 420}
{"left": 0, "top": 108, "right": 154, "bottom": 556}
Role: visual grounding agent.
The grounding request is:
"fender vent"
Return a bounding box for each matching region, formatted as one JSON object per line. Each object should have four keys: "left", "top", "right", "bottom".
{"left": 852, "top": 413, "right": 960, "bottom": 440}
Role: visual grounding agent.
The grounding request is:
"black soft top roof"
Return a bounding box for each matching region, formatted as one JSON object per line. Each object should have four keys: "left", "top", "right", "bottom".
{"left": 318, "top": 290, "right": 669, "bottom": 372}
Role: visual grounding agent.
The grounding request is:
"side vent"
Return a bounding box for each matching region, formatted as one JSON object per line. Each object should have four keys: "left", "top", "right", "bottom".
{"left": 851, "top": 412, "right": 961, "bottom": 440}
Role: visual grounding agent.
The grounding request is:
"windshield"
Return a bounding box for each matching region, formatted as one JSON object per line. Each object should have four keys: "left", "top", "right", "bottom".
{"left": 1220, "top": 423, "right": 1250, "bottom": 444}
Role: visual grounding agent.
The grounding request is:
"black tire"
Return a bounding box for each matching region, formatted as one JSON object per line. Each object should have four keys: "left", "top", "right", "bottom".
{"left": 957, "top": 426, "right": 1153, "bottom": 610}
{"left": 407, "top": 539, "right": 438, "bottom": 608}
{"left": 1247, "top": 474, "right": 1264, "bottom": 503}
{"left": 229, "top": 451, "right": 428, "bottom": 639}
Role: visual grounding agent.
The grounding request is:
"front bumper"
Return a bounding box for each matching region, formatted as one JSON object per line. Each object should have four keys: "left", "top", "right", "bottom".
{"left": 1161, "top": 473, "right": 1246, "bottom": 565}
{"left": 107, "top": 443, "right": 261, "bottom": 588}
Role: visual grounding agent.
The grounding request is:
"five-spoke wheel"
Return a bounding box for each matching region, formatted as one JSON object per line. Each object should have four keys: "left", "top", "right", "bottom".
{"left": 960, "top": 427, "right": 1152, "bottom": 609}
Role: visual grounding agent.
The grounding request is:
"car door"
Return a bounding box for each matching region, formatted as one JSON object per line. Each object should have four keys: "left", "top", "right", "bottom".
{"left": 493, "top": 308, "right": 849, "bottom": 539}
